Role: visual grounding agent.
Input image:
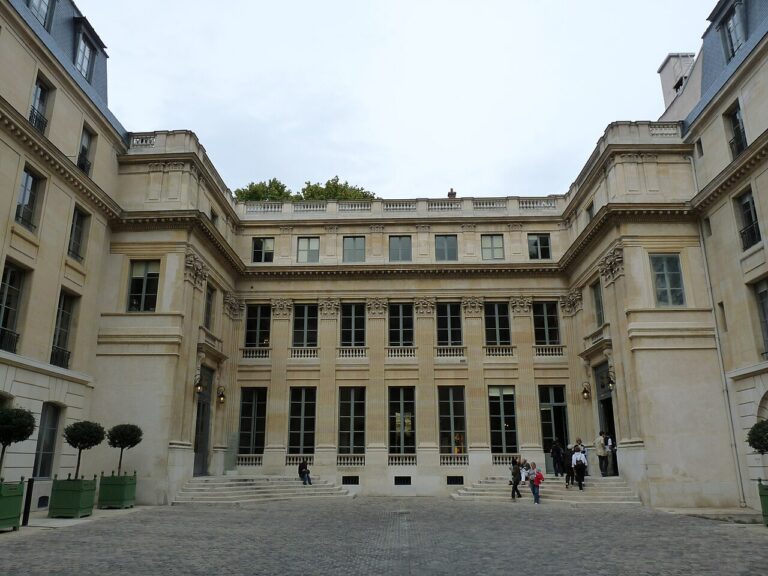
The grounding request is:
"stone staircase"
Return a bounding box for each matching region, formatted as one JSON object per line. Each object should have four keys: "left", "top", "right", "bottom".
{"left": 452, "top": 475, "right": 642, "bottom": 505}
{"left": 172, "top": 475, "right": 354, "bottom": 505}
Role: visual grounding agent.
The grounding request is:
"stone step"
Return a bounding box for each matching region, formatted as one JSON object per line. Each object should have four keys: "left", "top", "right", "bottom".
{"left": 173, "top": 475, "right": 353, "bottom": 505}
{"left": 176, "top": 490, "right": 348, "bottom": 502}
{"left": 173, "top": 493, "right": 354, "bottom": 505}
{"left": 186, "top": 476, "right": 325, "bottom": 484}
{"left": 451, "top": 494, "right": 642, "bottom": 505}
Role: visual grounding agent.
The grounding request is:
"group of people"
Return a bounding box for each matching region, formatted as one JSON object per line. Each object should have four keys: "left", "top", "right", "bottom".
{"left": 508, "top": 457, "right": 545, "bottom": 504}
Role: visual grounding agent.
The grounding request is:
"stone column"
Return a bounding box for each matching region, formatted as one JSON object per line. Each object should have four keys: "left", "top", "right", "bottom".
{"left": 560, "top": 289, "right": 591, "bottom": 443}
{"left": 510, "top": 296, "right": 542, "bottom": 464}
{"left": 366, "top": 298, "right": 388, "bottom": 469}
{"left": 415, "top": 298, "right": 438, "bottom": 467}
{"left": 463, "top": 296, "right": 491, "bottom": 469}
{"left": 315, "top": 298, "right": 339, "bottom": 467}
{"left": 263, "top": 298, "right": 292, "bottom": 471}
{"left": 220, "top": 292, "right": 245, "bottom": 472}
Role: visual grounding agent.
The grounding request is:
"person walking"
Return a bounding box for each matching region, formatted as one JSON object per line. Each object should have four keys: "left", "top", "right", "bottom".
{"left": 563, "top": 444, "right": 575, "bottom": 488}
{"left": 298, "top": 459, "right": 312, "bottom": 485}
{"left": 510, "top": 457, "right": 523, "bottom": 500}
{"left": 594, "top": 430, "right": 609, "bottom": 477}
{"left": 550, "top": 440, "right": 564, "bottom": 477}
{"left": 528, "top": 462, "right": 544, "bottom": 504}
{"left": 572, "top": 446, "right": 588, "bottom": 490}
{"left": 575, "top": 437, "right": 588, "bottom": 478}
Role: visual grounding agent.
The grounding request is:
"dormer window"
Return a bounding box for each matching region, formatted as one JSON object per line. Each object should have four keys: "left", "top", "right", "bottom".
{"left": 75, "top": 35, "right": 94, "bottom": 80}
{"left": 28, "top": 0, "right": 53, "bottom": 29}
{"left": 721, "top": 6, "right": 745, "bottom": 61}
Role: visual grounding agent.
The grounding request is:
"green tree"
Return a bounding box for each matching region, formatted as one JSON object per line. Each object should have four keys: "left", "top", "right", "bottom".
{"left": 300, "top": 176, "right": 376, "bottom": 201}
{"left": 107, "top": 424, "right": 144, "bottom": 475}
{"left": 63, "top": 421, "right": 105, "bottom": 478}
{"left": 234, "top": 178, "right": 293, "bottom": 202}
{"left": 0, "top": 407, "right": 36, "bottom": 475}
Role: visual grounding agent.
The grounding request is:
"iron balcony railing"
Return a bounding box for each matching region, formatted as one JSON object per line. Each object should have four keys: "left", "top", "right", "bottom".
{"left": 0, "top": 328, "right": 19, "bottom": 354}
{"left": 50, "top": 346, "right": 71, "bottom": 369}
{"left": 77, "top": 153, "right": 92, "bottom": 176}
{"left": 739, "top": 221, "right": 762, "bottom": 251}
{"left": 729, "top": 124, "right": 747, "bottom": 158}
{"left": 28, "top": 106, "right": 47, "bottom": 134}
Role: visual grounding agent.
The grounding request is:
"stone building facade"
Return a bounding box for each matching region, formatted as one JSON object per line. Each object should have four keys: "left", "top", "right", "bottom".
{"left": 0, "top": 0, "right": 766, "bottom": 511}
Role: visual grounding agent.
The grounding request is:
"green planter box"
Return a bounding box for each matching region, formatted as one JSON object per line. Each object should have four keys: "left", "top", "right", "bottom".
{"left": 48, "top": 476, "right": 97, "bottom": 519}
{"left": 0, "top": 479, "right": 25, "bottom": 531}
{"left": 98, "top": 473, "right": 137, "bottom": 509}
{"left": 759, "top": 480, "right": 768, "bottom": 527}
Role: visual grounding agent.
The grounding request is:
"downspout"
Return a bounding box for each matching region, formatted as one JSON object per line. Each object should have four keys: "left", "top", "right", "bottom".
{"left": 691, "top": 155, "right": 747, "bottom": 507}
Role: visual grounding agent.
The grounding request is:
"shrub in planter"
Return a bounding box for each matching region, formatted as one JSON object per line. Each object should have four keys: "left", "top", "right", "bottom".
{"left": 98, "top": 424, "right": 143, "bottom": 509}
{"left": 0, "top": 407, "right": 35, "bottom": 531}
{"left": 747, "top": 419, "right": 768, "bottom": 527}
{"left": 49, "top": 421, "right": 105, "bottom": 519}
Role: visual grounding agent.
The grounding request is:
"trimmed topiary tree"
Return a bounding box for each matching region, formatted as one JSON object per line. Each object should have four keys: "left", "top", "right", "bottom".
{"left": 63, "top": 421, "right": 105, "bottom": 478}
{"left": 747, "top": 419, "right": 768, "bottom": 455}
{"left": 107, "top": 424, "right": 143, "bottom": 475}
{"left": 0, "top": 407, "right": 35, "bottom": 476}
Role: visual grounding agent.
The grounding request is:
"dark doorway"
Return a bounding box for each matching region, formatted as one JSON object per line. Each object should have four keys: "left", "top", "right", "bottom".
{"left": 539, "top": 385, "right": 568, "bottom": 473}
{"left": 594, "top": 363, "right": 618, "bottom": 476}
{"left": 193, "top": 366, "right": 214, "bottom": 476}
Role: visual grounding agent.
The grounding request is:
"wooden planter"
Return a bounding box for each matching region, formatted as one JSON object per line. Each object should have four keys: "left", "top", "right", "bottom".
{"left": 48, "top": 475, "right": 97, "bottom": 518}
{"left": 98, "top": 472, "right": 137, "bottom": 509}
{"left": 0, "top": 479, "right": 25, "bottom": 531}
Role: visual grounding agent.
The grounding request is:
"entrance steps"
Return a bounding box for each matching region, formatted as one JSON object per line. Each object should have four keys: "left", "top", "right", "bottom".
{"left": 172, "top": 475, "right": 354, "bottom": 505}
{"left": 452, "top": 475, "right": 642, "bottom": 506}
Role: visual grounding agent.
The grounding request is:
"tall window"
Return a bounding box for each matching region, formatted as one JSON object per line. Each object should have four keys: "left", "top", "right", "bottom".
{"left": 338, "top": 387, "right": 365, "bottom": 454}
{"left": 292, "top": 304, "right": 318, "bottom": 347}
{"left": 16, "top": 168, "right": 41, "bottom": 231}
{"left": 389, "top": 236, "right": 412, "bottom": 262}
{"left": 650, "top": 255, "right": 685, "bottom": 307}
{"left": 51, "top": 291, "right": 75, "bottom": 369}
{"left": 245, "top": 304, "right": 271, "bottom": 347}
{"left": 438, "top": 387, "right": 466, "bottom": 454}
{"left": 29, "top": 78, "right": 48, "bottom": 133}
{"left": 239, "top": 388, "right": 267, "bottom": 455}
{"left": 539, "top": 385, "right": 568, "bottom": 452}
{"left": 592, "top": 281, "right": 604, "bottom": 327}
{"left": 288, "top": 387, "right": 316, "bottom": 454}
{"left": 481, "top": 234, "right": 504, "bottom": 260}
{"left": 33, "top": 402, "right": 60, "bottom": 478}
{"left": 756, "top": 280, "right": 768, "bottom": 358}
{"left": 435, "top": 235, "right": 458, "bottom": 261}
{"left": 127, "top": 260, "right": 160, "bottom": 312}
{"left": 0, "top": 264, "right": 24, "bottom": 353}
{"left": 68, "top": 208, "right": 88, "bottom": 262}
{"left": 528, "top": 234, "right": 551, "bottom": 259}
{"left": 343, "top": 236, "right": 365, "bottom": 263}
{"left": 389, "top": 387, "right": 415, "bottom": 454}
{"left": 727, "top": 104, "right": 747, "bottom": 158}
{"left": 341, "top": 303, "right": 365, "bottom": 347}
{"left": 737, "top": 190, "right": 761, "bottom": 250}
{"left": 722, "top": 7, "right": 745, "bottom": 60}
{"left": 297, "top": 237, "right": 319, "bottom": 263}
{"left": 533, "top": 301, "right": 560, "bottom": 345}
{"left": 203, "top": 285, "right": 215, "bottom": 330}
{"left": 388, "top": 304, "right": 413, "bottom": 347}
{"left": 77, "top": 128, "right": 94, "bottom": 175}
{"left": 252, "top": 238, "right": 274, "bottom": 263}
{"left": 488, "top": 386, "right": 517, "bottom": 453}
{"left": 28, "top": 0, "right": 52, "bottom": 27}
{"left": 75, "top": 35, "right": 94, "bottom": 79}
{"left": 484, "top": 302, "right": 511, "bottom": 346}
{"left": 437, "top": 303, "right": 462, "bottom": 346}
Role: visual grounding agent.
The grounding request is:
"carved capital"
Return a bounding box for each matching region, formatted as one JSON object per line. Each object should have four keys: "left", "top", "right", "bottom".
{"left": 366, "top": 298, "right": 388, "bottom": 318}
{"left": 414, "top": 297, "right": 435, "bottom": 317}
{"left": 509, "top": 296, "right": 532, "bottom": 315}
{"left": 461, "top": 296, "right": 484, "bottom": 317}
{"left": 279, "top": 226, "right": 294, "bottom": 234}
{"left": 460, "top": 224, "right": 476, "bottom": 232}
{"left": 325, "top": 225, "right": 339, "bottom": 233}
{"left": 148, "top": 162, "right": 165, "bottom": 173}
{"left": 166, "top": 161, "right": 185, "bottom": 172}
{"left": 559, "top": 289, "right": 583, "bottom": 316}
{"left": 369, "top": 225, "right": 384, "bottom": 233}
{"left": 271, "top": 299, "right": 293, "bottom": 319}
{"left": 184, "top": 249, "right": 209, "bottom": 288}
{"left": 598, "top": 247, "right": 624, "bottom": 283}
{"left": 223, "top": 292, "right": 245, "bottom": 320}
{"left": 319, "top": 298, "right": 340, "bottom": 319}
{"left": 507, "top": 223, "right": 522, "bottom": 231}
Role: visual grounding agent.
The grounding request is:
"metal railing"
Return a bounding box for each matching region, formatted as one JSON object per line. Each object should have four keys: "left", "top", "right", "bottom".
{"left": 337, "top": 454, "right": 365, "bottom": 467}
{"left": 435, "top": 345, "right": 466, "bottom": 358}
{"left": 285, "top": 454, "right": 313, "bottom": 466}
{"left": 729, "top": 124, "right": 747, "bottom": 158}
{"left": 50, "top": 346, "right": 70, "bottom": 369}
{"left": 0, "top": 328, "right": 19, "bottom": 354}
{"left": 237, "top": 454, "right": 263, "bottom": 466}
{"left": 484, "top": 345, "right": 516, "bottom": 357}
{"left": 241, "top": 347, "right": 271, "bottom": 359}
{"left": 28, "top": 106, "right": 47, "bottom": 133}
{"left": 386, "top": 346, "right": 417, "bottom": 359}
{"left": 533, "top": 344, "right": 565, "bottom": 357}
{"left": 337, "top": 346, "right": 367, "bottom": 359}
{"left": 440, "top": 454, "right": 469, "bottom": 466}
{"left": 740, "top": 221, "right": 762, "bottom": 250}
{"left": 388, "top": 454, "right": 417, "bottom": 466}
{"left": 76, "top": 153, "right": 91, "bottom": 175}
{"left": 289, "top": 347, "right": 318, "bottom": 359}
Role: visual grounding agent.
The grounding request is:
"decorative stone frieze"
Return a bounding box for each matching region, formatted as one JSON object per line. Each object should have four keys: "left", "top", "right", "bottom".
{"left": 649, "top": 123, "right": 680, "bottom": 137}
{"left": 184, "top": 250, "right": 209, "bottom": 287}
{"left": 414, "top": 297, "right": 435, "bottom": 316}
{"left": 461, "top": 296, "right": 484, "bottom": 317}
{"left": 559, "top": 289, "right": 583, "bottom": 316}
{"left": 148, "top": 162, "right": 165, "bottom": 172}
{"left": 167, "top": 161, "right": 185, "bottom": 172}
{"left": 598, "top": 247, "right": 624, "bottom": 283}
{"left": 325, "top": 225, "right": 339, "bottom": 233}
{"left": 507, "top": 223, "right": 522, "bottom": 231}
{"left": 319, "top": 298, "right": 340, "bottom": 319}
{"left": 460, "top": 224, "right": 476, "bottom": 232}
{"left": 279, "top": 226, "right": 294, "bottom": 234}
{"left": 416, "top": 225, "right": 431, "bottom": 232}
{"left": 369, "top": 225, "right": 384, "bottom": 233}
{"left": 509, "top": 296, "right": 532, "bottom": 315}
{"left": 271, "top": 299, "right": 293, "bottom": 319}
{"left": 366, "top": 298, "right": 388, "bottom": 318}
{"left": 223, "top": 292, "right": 245, "bottom": 320}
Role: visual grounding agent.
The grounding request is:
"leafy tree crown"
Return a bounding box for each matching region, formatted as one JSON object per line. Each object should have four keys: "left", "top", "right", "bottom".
{"left": 63, "top": 421, "right": 105, "bottom": 451}
{"left": 0, "top": 407, "right": 36, "bottom": 447}
{"left": 234, "top": 176, "right": 376, "bottom": 202}
{"left": 747, "top": 419, "right": 768, "bottom": 455}
{"left": 107, "top": 424, "right": 144, "bottom": 450}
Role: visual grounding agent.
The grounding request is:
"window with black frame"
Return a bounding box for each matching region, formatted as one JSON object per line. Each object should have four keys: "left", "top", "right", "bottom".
{"left": 438, "top": 386, "right": 466, "bottom": 454}
{"left": 292, "top": 304, "right": 318, "bottom": 347}
{"left": 288, "top": 387, "right": 316, "bottom": 454}
{"left": 338, "top": 387, "right": 365, "bottom": 454}
{"left": 533, "top": 301, "right": 560, "bottom": 345}
{"left": 341, "top": 303, "right": 365, "bottom": 347}
{"left": 484, "top": 302, "right": 510, "bottom": 346}
{"left": 437, "top": 303, "right": 462, "bottom": 346}
{"left": 488, "top": 386, "right": 517, "bottom": 453}
{"left": 389, "top": 387, "right": 415, "bottom": 454}
{"left": 239, "top": 387, "right": 267, "bottom": 455}
{"left": 388, "top": 303, "right": 413, "bottom": 347}
{"left": 245, "top": 304, "right": 271, "bottom": 347}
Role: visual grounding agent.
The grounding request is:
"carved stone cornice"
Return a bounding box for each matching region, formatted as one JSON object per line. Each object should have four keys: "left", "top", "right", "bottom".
{"left": 223, "top": 292, "right": 245, "bottom": 320}
{"left": 366, "top": 298, "right": 388, "bottom": 318}
{"left": 598, "top": 247, "right": 624, "bottom": 283}
{"left": 509, "top": 296, "right": 532, "bottom": 315}
{"left": 319, "top": 298, "right": 340, "bottom": 319}
{"left": 184, "top": 249, "right": 209, "bottom": 287}
{"left": 414, "top": 298, "right": 435, "bottom": 316}
{"left": 461, "top": 296, "right": 484, "bottom": 317}
{"left": 559, "top": 289, "right": 583, "bottom": 316}
{"left": 271, "top": 299, "right": 293, "bottom": 319}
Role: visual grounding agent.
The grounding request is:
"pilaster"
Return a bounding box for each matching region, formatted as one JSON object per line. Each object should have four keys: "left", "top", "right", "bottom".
{"left": 366, "top": 298, "right": 388, "bottom": 449}
{"left": 263, "top": 298, "right": 292, "bottom": 470}
{"left": 415, "top": 297, "right": 437, "bottom": 451}
{"left": 510, "top": 296, "right": 540, "bottom": 454}
{"left": 462, "top": 296, "right": 488, "bottom": 448}
{"left": 316, "top": 298, "right": 339, "bottom": 465}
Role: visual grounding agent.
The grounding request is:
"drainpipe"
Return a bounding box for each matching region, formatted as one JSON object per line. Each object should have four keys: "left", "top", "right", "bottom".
{"left": 691, "top": 155, "right": 747, "bottom": 507}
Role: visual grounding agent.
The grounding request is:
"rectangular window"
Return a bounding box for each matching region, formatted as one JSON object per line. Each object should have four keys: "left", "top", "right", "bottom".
{"left": 484, "top": 302, "right": 511, "bottom": 346}
{"left": 343, "top": 236, "right": 365, "bottom": 263}
{"left": 29, "top": 77, "right": 49, "bottom": 133}
{"left": 650, "top": 254, "right": 685, "bottom": 307}
{"left": 756, "top": 280, "right": 768, "bottom": 358}
{"left": 297, "top": 237, "right": 320, "bottom": 263}
{"left": 252, "top": 237, "right": 274, "bottom": 263}
{"left": 389, "top": 236, "right": 412, "bottom": 262}
{"left": 389, "top": 387, "right": 415, "bottom": 454}
{"left": 722, "top": 8, "right": 744, "bottom": 60}
{"left": 0, "top": 264, "right": 24, "bottom": 353}
{"left": 437, "top": 303, "right": 462, "bottom": 346}
{"left": 245, "top": 304, "right": 271, "bottom": 347}
{"left": 292, "top": 304, "right": 318, "bottom": 347}
{"left": 67, "top": 208, "right": 88, "bottom": 262}
{"left": 341, "top": 303, "right": 365, "bottom": 347}
{"left": 32, "top": 402, "right": 60, "bottom": 478}
{"left": 737, "top": 190, "right": 761, "bottom": 250}
{"left": 727, "top": 104, "right": 747, "bottom": 158}
{"left": 50, "top": 291, "right": 75, "bottom": 369}
{"left": 239, "top": 387, "right": 267, "bottom": 455}
{"left": 127, "top": 260, "right": 160, "bottom": 312}
{"left": 288, "top": 387, "right": 316, "bottom": 454}
{"left": 338, "top": 387, "right": 365, "bottom": 455}
{"left": 539, "top": 385, "right": 568, "bottom": 452}
{"left": 16, "top": 168, "right": 41, "bottom": 231}
{"left": 438, "top": 386, "right": 466, "bottom": 454}
{"left": 75, "top": 35, "right": 94, "bottom": 80}
{"left": 481, "top": 234, "right": 504, "bottom": 260}
{"left": 388, "top": 303, "right": 414, "bottom": 347}
{"left": 28, "top": 0, "right": 52, "bottom": 27}
{"left": 204, "top": 284, "right": 215, "bottom": 330}
{"left": 435, "top": 235, "right": 458, "bottom": 261}
{"left": 528, "top": 234, "right": 551, "bottom": 259}
{"left": 488, "top": 386, "right": 517, "bottom": 453}
{"left": 533, "top": 301, "right": 560, "bottom": 345}
{"left": 592, "top": 281, "right": 604, "bottom": 327}
{"left": 77, "top": 128, "right": 94, "bottom": 175}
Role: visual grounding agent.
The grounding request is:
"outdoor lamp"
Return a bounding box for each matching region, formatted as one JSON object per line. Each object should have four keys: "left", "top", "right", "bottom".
{"left": 193, "top": 373, "right": 204, "bottom": 394}
{"left": 606, "top": 370, "right": 616, "bottom": 391}
{"left": 581, "top": 382, "right": 591, "bottom": 400}
{"left": 216, "top": 386, "right": 226, "bottom": 404}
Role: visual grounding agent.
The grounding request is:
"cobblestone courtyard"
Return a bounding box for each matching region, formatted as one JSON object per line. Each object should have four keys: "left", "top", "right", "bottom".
{"left": 1, "top": 498, "right": 767, "bottom": 575}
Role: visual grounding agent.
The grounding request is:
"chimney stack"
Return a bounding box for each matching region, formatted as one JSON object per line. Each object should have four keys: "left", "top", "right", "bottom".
{"left": 657, "top": 53, "right": 695, "bottom": 108}
{"left": 448, "top": 188, "right": 457, "bottom": 199}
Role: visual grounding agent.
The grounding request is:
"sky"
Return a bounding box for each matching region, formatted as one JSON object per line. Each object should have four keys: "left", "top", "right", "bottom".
{"left": 75, "top": 0, "right": 711, "bottom": 199}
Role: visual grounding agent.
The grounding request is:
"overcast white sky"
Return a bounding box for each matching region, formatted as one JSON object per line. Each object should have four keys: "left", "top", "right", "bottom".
{"left": 76, "top": 0, "right": 710, "bottom": 199}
